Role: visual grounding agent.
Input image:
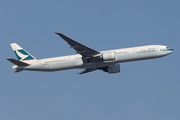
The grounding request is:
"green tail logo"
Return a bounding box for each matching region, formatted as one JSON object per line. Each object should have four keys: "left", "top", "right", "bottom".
{"left": 11, "top": 43, "right": 36, "bottom": 61}
{"left": 14, "top": 49, "right": 35, "bottom": 61}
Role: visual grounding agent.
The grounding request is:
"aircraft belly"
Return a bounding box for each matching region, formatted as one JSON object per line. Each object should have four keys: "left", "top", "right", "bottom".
{"left": 45, "top": 59, "right": 83, "bottom": 71}
{"left": 23, "top": 64, "right": 50, "bottom": 71}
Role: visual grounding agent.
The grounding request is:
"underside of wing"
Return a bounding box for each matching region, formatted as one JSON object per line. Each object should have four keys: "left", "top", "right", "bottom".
{"left": 79, "top": 68, "right": 98, "bottom": 74}
{"left": 55, "top": 32, "right": 100, "bottom": 58}
{"left": 78, "top": 63, "right": 121, "bottom": 74}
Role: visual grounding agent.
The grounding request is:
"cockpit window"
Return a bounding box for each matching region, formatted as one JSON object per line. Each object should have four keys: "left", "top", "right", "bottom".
{"left": 166, "top": 47, "right": 170, "bottom": 48}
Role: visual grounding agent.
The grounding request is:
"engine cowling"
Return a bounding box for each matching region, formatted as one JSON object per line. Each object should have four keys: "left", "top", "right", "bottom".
{"left": 102, "top": 51, "right": 116, "bottom": 61}
{"left": 103, "top": 64, "right": 120, "bottom": 74}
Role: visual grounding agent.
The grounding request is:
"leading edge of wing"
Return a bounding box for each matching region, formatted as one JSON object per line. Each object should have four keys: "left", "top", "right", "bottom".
{"left": 55, "top": 32, "right": 100, "bottom": 58}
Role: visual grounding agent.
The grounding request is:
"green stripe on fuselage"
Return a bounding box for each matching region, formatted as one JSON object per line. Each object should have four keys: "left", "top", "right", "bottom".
{"left": 161, "top": 48, "right": 174, "bottom": 51}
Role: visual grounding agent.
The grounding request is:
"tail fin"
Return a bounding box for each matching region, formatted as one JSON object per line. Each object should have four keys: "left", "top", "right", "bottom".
{"left": 10, "top": 43, "right": 36, "bottom": 61}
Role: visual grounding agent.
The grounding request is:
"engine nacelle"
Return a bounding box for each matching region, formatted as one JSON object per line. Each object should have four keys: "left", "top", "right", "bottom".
{"left": 103, "top": 64, "right": 120, "bottom": 74}
{"left": 102, "top": 51, "right": 116, "bottom": 61}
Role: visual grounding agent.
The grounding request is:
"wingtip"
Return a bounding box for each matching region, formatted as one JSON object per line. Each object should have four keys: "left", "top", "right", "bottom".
{"left": 15, "top": 69, "right": 23, "bottom": 73}
{"left": 54, "top": 32, "right": 61, "bottom": 35}
{"left": 54, "top": 32, "right": 66, "bottom": 38}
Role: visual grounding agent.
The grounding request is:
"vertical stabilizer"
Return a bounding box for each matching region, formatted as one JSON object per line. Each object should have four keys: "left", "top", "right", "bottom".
{"left": 10, "top": 43, "right": 36, "bottom": 61}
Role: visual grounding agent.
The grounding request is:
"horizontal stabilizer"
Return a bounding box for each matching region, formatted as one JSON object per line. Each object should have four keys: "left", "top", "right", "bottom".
{"left": 7, "top": 58, "right": 29, "bottom": 66}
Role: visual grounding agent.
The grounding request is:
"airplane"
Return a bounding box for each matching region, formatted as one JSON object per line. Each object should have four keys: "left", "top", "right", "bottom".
{"left": 7, "top": 32, "right": 174, "bottom": 74}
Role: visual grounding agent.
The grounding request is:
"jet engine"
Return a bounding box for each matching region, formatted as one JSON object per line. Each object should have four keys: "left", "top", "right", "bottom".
{"left": 102, "top": 51, "right": 116, "bottom": 61}
{"left": 103, "top": 64, "right": 120, "bottom": 74}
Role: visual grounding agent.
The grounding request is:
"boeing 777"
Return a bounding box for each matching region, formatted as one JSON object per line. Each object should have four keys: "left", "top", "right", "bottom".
{"left": 7, "top": 32, "right": 174, "bottom": 74}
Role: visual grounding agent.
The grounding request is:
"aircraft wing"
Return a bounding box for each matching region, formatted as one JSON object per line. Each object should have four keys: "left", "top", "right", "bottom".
{"left": 55, "top": 32, "right": 100, "bottom": 58}
{"left": 79, "top": 66, "right": 109, "bottom": 74}
{"left": 79, "top": 68, "right": 98, "bottom": 74}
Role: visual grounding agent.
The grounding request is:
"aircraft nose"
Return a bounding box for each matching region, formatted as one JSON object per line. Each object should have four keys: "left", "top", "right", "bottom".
{"left": 169, "top": 48, "right": 174, "bottom": 52}
{"left": 167, "top": 48, "right": 174, "bottom": 54}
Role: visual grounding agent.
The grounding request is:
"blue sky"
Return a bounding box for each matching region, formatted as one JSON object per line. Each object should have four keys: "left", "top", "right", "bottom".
{"left": 0, "top": 0, "right": 180, "bottom": 120}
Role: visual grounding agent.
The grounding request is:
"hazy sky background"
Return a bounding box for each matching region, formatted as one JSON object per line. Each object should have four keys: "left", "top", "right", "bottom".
{"left": 1, "top": 0, "right": 180, "bottom": 120}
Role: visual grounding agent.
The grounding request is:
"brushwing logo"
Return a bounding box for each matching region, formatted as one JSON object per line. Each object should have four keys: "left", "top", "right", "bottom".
{"left": 15, "top": 49, "right": 29, "bottom": 61}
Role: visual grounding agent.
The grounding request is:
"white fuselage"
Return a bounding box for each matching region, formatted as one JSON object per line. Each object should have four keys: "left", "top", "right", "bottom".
{"left": 14, "top": 45, "right": 173, "bottom": 72}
